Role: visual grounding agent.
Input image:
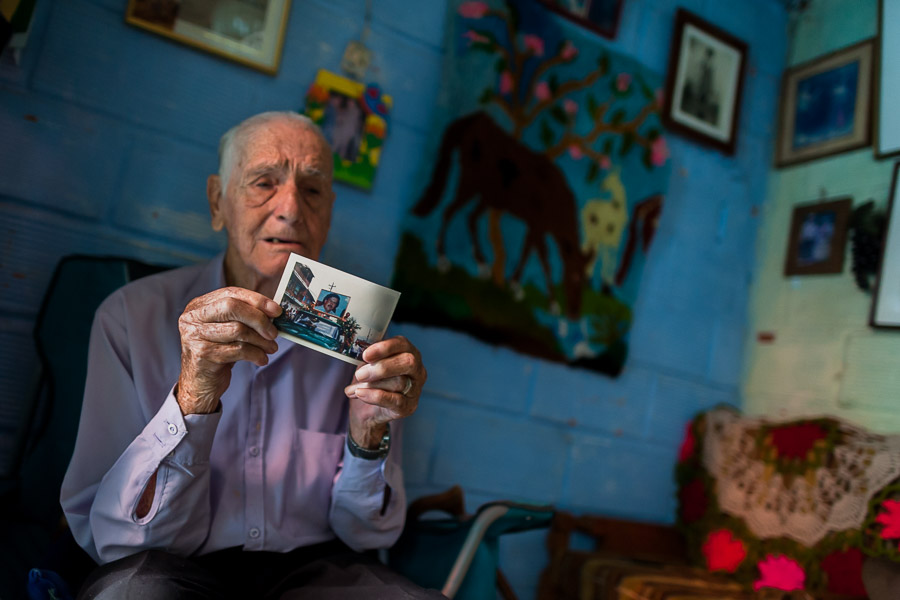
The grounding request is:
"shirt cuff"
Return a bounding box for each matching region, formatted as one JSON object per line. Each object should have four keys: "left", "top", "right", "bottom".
{"left": 142, "top": 388, "right": 222, "bottom": 465}
{"left": 338, "top": 446, "right": 397, "bottom": 492}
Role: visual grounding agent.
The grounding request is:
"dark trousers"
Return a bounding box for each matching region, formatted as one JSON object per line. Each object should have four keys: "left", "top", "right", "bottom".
{"left": 77, "top": 540, "right": 446, "bottom": 600}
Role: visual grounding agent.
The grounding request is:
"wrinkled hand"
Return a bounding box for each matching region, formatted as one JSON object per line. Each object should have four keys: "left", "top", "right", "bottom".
{"left": 344, "top": 336, "right": 426, "bottom": 448}
{"left": 177, "top": 287, "right": 282, "bottom": 414}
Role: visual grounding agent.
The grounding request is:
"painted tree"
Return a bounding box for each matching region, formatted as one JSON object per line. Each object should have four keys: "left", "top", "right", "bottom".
{"left": 338, "top": 314, "right": 361, "bottom": 353}
{"left": 457, "top": 0, "right": 669, "bottom": 283}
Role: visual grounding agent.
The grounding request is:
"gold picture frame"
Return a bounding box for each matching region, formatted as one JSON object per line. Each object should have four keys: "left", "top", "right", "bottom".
{"left": 125, "top": 0, "right": 290, "bottom": 75}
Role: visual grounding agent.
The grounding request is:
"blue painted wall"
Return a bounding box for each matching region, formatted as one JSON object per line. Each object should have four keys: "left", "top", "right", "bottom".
{"left": 0, "top": 0, "right": 788, "bottom": 596}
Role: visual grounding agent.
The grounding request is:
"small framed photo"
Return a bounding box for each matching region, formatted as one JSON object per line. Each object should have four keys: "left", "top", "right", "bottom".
{"left": 537, "top": 0, "right": 624, "bottom": 39}
{"left": 273, "top": 252, "right": 400, "bottom": 365}
{"left": 304, "top": 69, "right": 392, "bottom": 191}
{"left": 784, "top": 197, "right": 852, "bottom": 277}
{"left": 876, "top": 0, "right": 900, "bottom": 158}
{"left": 871, "top": 163, "right": 900, "bottom": 327}
{"left": 125, "top": 0, "right": 290, "bottom": 75}
{"left": 775, "top": 40, "right": 874, "bottom": 167}
{"left": 662, "top": 9, "right": 748, "bottom": 155}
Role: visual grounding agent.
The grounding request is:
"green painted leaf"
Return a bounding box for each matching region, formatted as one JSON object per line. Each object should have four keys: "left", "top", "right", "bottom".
{"left": 549, "top": 74, "right": 560, "bottom": 94}
{"left": 550, "top": 105, "right": 568, "bottom": 124}
{"left": 620, "top": 132, "right": 635, "bottom": 155}
{"left": 478, "top": 88, "right": 494, "bottom": 104}
{"left": 611, "top": 109, "right": 626, "bottom": 124}
{"left": 603, "top": 138, "right": 613, "bottom": 155}
{"left": 587, "top": 161, "right": 599, "bottom": 183}
{"left": 540, "top": 120, "right": 554, "bottom": 148}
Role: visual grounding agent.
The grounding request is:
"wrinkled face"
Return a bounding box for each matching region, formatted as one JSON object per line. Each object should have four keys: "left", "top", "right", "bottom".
{"left": 323, "top": 296, "right": 339, "bottom": 313}
{"left": 209, "top": 119, "right": 336, "bottom": 295}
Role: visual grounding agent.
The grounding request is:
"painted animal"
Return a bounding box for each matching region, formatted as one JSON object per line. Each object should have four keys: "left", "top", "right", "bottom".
{"left": 412, "top": 111, "right": 594, "bottom": 319}
{"left": 581, "top": 167, "right": 629, "bottom": 286}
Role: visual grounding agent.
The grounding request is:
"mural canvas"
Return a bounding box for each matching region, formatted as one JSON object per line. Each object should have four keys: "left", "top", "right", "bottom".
{"left": 391, "top": 0, "right": 671, "bottom": 376}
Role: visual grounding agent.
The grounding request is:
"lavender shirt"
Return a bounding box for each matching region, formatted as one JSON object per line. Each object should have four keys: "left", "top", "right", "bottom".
{"left": 60, "top": 255, "right": 406, "bottom": 564}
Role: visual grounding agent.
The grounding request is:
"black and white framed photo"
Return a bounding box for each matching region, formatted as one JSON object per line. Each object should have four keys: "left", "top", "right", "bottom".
{"left": 871, "top": 163, "right": 900, "bottom": 328}
{"left": 662, "top": 9, "right": 748, "bottom": 155}
{"left": 273, "top": 253, "right": 400, "bottom": 364}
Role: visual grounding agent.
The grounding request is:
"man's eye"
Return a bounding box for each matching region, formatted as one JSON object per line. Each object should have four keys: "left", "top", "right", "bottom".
{"left": 255, "top": 180, "right": 274, "bottom": 189}
{"left": 306, "top": 187, "right": 321, "bottom": 196}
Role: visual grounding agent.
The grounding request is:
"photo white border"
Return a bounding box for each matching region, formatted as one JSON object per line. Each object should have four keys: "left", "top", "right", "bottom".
{"left": 872, "top": 162, "right": 900, "bottom": 327}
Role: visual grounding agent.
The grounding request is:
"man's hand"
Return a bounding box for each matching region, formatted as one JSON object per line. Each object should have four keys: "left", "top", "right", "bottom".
{"left": 344, "top": 336, "right": 426, "bottom": 448}
{"left": 177, "top": 287, "right": 282, "bottom": 415}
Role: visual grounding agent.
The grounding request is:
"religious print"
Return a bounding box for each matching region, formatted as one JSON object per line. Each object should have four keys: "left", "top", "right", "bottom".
{"left": 390, "top": 0, "right": 671, "bottom": 376}
{"left": 303, "top": 69, "right": 392, "bottom": 190}
{"left": 273, "top": 253, "right": 400, "bottom": 365}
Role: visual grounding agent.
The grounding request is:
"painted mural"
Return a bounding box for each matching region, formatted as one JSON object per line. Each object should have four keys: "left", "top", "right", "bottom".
{"left": 391, "top": 0, "right": 671, "bottom": 376}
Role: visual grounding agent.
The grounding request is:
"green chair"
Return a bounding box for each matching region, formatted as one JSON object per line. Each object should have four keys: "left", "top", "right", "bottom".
{"left": 389, "top": 485, "right": 555, "bottom": 599}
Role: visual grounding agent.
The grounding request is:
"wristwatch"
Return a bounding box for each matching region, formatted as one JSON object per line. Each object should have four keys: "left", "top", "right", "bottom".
{"left": 346, "top": 424, "right": 391, "bottom": 460}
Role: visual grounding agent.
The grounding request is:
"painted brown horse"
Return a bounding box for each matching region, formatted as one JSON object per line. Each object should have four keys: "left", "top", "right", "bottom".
{"left": 412, "top": 111, "right": 594, "bottom": 319}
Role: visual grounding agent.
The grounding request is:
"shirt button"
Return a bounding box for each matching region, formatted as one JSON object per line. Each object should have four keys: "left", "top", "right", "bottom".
{"left": 249, "top": 446, "right": 260, "bottom": 457}
{"left": 167, "top": 423, "right": 178, "bottom": 435}
{"left": 249, "top": 528, "right": 260, "bottom": 539}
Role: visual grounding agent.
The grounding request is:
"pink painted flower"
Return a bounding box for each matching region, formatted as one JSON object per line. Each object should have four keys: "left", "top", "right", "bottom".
{"left": 651, "top": 136, "right": 669, "bottom": 167}
{"left": 561, "top": 40, "right": 578, "bottom": 60}
{"left": 702, "top": 529, "right": 746, "bottom": 573}
{"left": 523, "top": 34, "right": 545, "bottom": 56}
{"left": 616, "top": 72, "right": 632, "bottom": 92}
{"left": 568, "top": 145, "right": 584, "bottom": 160}
{"left": 563, "top": 99, "right": 578, "bottom": 115}
{"left": 458, "top": 1, "right": 489, "bottom": 18}
{"left": 462, "top": 30, "right": 490, "bottom": 45}
{"left": 499, "top": 71, "right": 513, "bottom": 95}
{"left": 534, "top": 81, "right": 551, "bottom": 101}
{"left": 598, "top": 155, "right": 611, "bottom": 169}
{"left": 875, "top": 499, "right": 900, "bottom": 538}
{"left": 754, "top": 555, "right": 806, "bottom": 591}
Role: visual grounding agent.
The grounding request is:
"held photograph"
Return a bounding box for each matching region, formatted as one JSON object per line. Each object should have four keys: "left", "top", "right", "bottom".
{"left": 272, "top": 253, "right": 400, "bottom": 365}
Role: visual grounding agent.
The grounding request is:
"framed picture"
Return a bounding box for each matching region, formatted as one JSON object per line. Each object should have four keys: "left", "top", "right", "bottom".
{"left": 775, "top": 40, "right": 874, "bottom": 167}
{"left": 303, "top": 69, "right": 392, "bottom": 191}
{"left": 125, "top": 0, "right": 290, "bottom": 75}
{"left": 537, "top": 0, "right": 624, "bottom": 39}
{"left": 876, "top": 0, "right": 900, "bottom": 158}
{"left": 871, "top": 163, "right": 900, "bottom": 327}
{"left": 783, "top": 197, "right": 852, "bottom": 277}
{"left": 662, "top": 9, "right": 747, "bottom": 155}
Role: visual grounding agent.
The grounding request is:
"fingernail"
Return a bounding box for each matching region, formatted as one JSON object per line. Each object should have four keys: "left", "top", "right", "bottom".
{"left": 345, "top": 385, "right": 357, "bottom": 397}
{"left": 356, "top": 365, "right": 372, "bottom": 382}
{"left": 266, "top": 326, "right": 278, "bottom": 340}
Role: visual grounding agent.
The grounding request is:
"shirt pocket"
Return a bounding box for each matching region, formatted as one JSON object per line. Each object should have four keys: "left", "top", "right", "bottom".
{"left": 284, "top": 428, "right": 345, "bottom": 534}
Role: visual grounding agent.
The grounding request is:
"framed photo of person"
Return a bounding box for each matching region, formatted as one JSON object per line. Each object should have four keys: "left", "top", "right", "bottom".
{"left": 303, "top": 69, "right": 392, "bottom": 191}
{"left": 775, "top": 40, "right": 874, "bottom": 167}
{"left": 662, "top": 9, "right": 748, "bottom": 155}
{"left": 125, "top": 0, "right": 290, "bottom": 74}
{"left": 871, "top": 163, "right": 900, "bottom": 328}
{"left": 783, "top": 197, "right": 852, "bottom": 277}
{"left": 537, "top": 0, "right": 624, "bottom": 40}
{"left": 876, "top": 0, "right": 900, "bottom": 158}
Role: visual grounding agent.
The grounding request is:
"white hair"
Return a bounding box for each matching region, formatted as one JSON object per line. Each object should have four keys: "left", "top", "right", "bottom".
{"left": 217, "top": 111, "right": 327, "bottom": 189}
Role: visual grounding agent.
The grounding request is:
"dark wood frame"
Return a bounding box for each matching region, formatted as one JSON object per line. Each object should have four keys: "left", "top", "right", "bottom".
{"left": 775, "top": 39, "right": 874, "bottom": 167}
{"left": 783, "top": 197, "right": 852, "bottom": 277}
{"left": 870, "top": 162, "right": 900, "bottom": 328}
{"left": 537, "top": 0, "right": 624, "bottom": 40}
{"left": 875, "top": 0, "right": 900, "bottom": 158}
{"left": 661, "top": 9, "right": 747, "bottom": 155}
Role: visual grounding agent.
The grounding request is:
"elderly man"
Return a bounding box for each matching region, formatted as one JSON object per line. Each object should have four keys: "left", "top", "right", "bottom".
{"left": 60, "top": 111, "right": 438, "bottom": 599}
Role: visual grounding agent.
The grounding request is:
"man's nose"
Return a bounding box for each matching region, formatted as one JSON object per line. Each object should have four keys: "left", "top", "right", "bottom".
{"left": 274, "top": 182, "right": 302, "bottom": 222}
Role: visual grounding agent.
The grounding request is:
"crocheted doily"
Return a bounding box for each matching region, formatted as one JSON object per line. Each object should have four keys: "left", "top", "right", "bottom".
{"left": 703, "top": 408, "right": 900, "bottom": 546}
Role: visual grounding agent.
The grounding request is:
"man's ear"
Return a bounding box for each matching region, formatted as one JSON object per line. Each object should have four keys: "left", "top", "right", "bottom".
{"left": 207, "top": 174, "right": 225, "bottom": 232}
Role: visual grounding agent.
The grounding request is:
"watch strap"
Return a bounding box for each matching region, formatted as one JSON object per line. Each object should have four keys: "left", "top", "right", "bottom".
{"left": 346, "top": 423, "right": 390, "bottom": 460}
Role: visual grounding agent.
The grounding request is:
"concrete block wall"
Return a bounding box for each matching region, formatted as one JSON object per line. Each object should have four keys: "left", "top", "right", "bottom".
{"left": 0, "top": 0, "right": 787, "bottom": 597}
{"left": 743, "top": 0, "right": 900, "bottom": 434}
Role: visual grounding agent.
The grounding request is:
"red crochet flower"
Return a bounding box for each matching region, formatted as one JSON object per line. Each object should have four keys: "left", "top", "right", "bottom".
{"left": 769, "top": 422, "right": 826, "bottom": 460}
{"left": 679, "top": 478, "right": 708, "bottom": 524}
{"left": 702, "top": 529, "right": 746, "bottom": 572}
{"left": 678, "top": 423, "right": 696, "bottom": 463}
{"left": 821, "top": 548, "right": 866, "bottom": 596}
{"left": 875, "top": 499, "right": 900, "bottom": 538}
{"left": 753, "top": 555, "right": 805, "bottom": 591}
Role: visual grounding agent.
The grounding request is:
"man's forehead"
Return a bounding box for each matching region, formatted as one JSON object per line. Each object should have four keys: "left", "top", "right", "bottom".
{"left": 238, "top": 123, "right": 332, "bottom": 175}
